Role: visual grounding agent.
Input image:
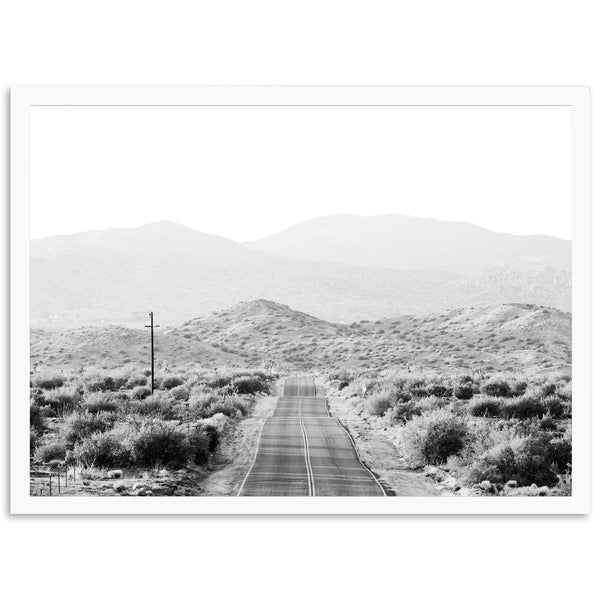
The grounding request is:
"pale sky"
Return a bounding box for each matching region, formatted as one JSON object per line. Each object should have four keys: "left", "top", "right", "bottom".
{"left": 29, "top": 105, "right": 572, "bottom": 241}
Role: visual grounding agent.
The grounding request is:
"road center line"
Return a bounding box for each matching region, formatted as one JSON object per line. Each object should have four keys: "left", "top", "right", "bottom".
{"left": 299, "top": 396, "right": 316, "bottom": 496}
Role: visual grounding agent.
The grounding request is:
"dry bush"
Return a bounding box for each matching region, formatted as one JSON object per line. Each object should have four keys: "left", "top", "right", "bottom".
{"left": 469, "top": 396, "right": 504, "bottom": 417}
{"left": 82, "top": 392, "right": 118, "bottom": 414}
{"left": 400, "top": 409, "right": 470, "bottom": 467}
{"left": 481, "top": 378, "right": 512, "bottom": 397}
{"left": 62, "top": 412, "right": 114, "bottom": 445}
{"left": 365, "top": 390, "right": 394, "bottom": 416}
{"left": 129, "top": 423, "right": 190, "bottom": 468}
{"left": 73, "top": 431, "right": 131, "bottom": 468}
{"left": 131, "top": 386, "right": 152, "bottom": 400}
{"left": 31, "top": 372, "right": 66, "bottom": 390}
{"left": 35, "top": 441, "right": 67, "bottom": 463}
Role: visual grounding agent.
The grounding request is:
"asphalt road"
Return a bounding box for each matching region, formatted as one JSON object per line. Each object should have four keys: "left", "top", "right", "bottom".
{"left": 238, "top": 376, "right": 386, "bottom": 496}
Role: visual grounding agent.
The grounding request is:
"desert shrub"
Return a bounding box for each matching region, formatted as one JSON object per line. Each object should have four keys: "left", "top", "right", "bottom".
{"left": 207, "top": 375, "right": 234, "bottom": 390}
{"left": 188, "top": 393, "right": 219, "bottom": 419}
{"left": 73, "top": 432, "right": 131, "bottom": 468}
{"left": 30, "top": 403, "right": 45, "bottom": 431}
{"left": 129, "top": 396, "right": 178, "bottom": 419}
{"left": 126, "top": 373, "right": 148, "bottom": 388}
{"left": 85, "top": 375, "right": 118, "bottom": 392}
{"left": 365, "top": 391, "right": 394, "bottom": 417}
{"left": 62, "top": 412, "right": 113, "bottom": 445}
{"left": 161, "top": 375, "right": 185, "bottom": 390}
{"left": 538, "top": 415, "right": 557, "bottom": 431}
{"left": 409, "top": 386, "right": 430, "bottom": 398}
{"left": 40, "top": 387, "right": 82, "bottom": 414}
{"left": 463, "top": 432, "right": 571, "bottom": 487}
{"left": 416, "top": 395, "right": 453, "bottom": 412}
{"left": 328, "top": 369, "right": 354, "bottom": 383}
{"left": 453, "top": 383, "right": 475, "bottom": 400}
{"left": 232, "top": 375, "right": 270, "bottom": 395}
{"left": 541, "top": 396, "right": 564, "bottom": 418}
{"left": 502, "top": 396, "right": 546, "bottom": 419}
{"left": 469, "top": 396, "right": 504, "bottom": 418}
{"left": 556, "top": 380, "right": 572, "bottom": 401}
{"left": 511, "top": 380, "right": 528, "bottom": 396}
{"left": 203, "top": 398, "right": 246, "bottom": 418}
{"left": 481, "top": 378, "right": 511, "bottom": 397}
{"left": 201, "top": 424, "right": 220, "bottom": 452}
{"left": 427, "top": 383, "right": 452, "bottom": 398}
{"left": 82, "top": 392, "right": 118, "bottom": 414}
{"left": 30, "top": 428, "right": 39, "bottom": 455}
{"left": 186, "top": 424, "right": 220, "bottom": 465}
{"left": 170, "top": 385, "right": 190, "bottom": 401}
{"left": 540, "top": 382, "right": 557, "bottom": 397}
{"left": 131, "top": 386, "right": 152, "bottom": 400}
{"left": 401, "top": 409, "right": 470, "bottom": 466}
{"left": 35, "top": 441, "right": 67, "bottom": 463}
{"left": 32, "top": 373, "right": 65, "bottom": 390}
{"left": 130, "top": 424, "right": 190, "bottom": 467}
{"left": 391, "top": 400, "right": 422, "bottom": 423}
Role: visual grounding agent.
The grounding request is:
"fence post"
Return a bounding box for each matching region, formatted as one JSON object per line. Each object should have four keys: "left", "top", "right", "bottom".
{"left": 57, "top": 469, "right": 61, "bottom": 494}
{"left": 49, "top": 472, "right": 52, "bottom": 496}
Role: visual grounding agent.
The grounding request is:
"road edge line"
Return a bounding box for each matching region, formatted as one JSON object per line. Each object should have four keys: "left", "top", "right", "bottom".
{"left": 236, "top": 417, "right": 268, "bottom": 497}
{"left": 236, "top": 382, "right": 283, "bottom": 497}
{"left": 335, "top": 417, "right": 387, "bottom": 497}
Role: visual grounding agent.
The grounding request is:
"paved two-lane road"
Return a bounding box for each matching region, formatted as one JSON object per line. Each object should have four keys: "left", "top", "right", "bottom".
{"left": 238, "top": 376, "right": 386, "bottom": 496}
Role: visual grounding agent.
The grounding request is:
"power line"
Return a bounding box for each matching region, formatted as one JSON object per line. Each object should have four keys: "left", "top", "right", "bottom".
{"left": 144, "top": 311, "right": 160, "bottom": 394}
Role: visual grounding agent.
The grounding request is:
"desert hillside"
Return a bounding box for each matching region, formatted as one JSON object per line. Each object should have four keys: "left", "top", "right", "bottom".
{"left": 32, "top": 299, "right": 571, "bottom": 375}
{"left": 31, "top": 220, "right": 571, "bottom": 328}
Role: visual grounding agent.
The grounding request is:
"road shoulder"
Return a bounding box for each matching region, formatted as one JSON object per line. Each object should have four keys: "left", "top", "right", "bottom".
{"left": 326, "top": 394, "right": 444, "bottom": 497}
{"left": 198, "top": 389, "right": 278, "bottom": 496}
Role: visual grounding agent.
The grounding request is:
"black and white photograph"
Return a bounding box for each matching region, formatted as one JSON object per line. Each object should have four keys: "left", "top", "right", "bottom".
{"left": 10, "top": 86, "right": 590, "bottom": 514}
{"left": 4, "top": 5, "right": 600, "bottom": 600}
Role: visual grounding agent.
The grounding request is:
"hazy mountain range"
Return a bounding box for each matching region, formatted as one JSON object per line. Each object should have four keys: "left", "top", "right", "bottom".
{"left": 245, "top": 214, "right": 571, "bottom": 275}
{"left": 31, "top": 215, "right": 571, "bottom": 328}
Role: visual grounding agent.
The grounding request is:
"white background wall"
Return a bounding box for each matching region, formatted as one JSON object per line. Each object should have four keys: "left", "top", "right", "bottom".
{"left": 1, "top": 2, "right": 597, "bottom": 599}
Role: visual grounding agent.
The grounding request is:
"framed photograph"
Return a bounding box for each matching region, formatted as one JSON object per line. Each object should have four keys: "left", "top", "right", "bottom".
{"left": 10, "top": 86, "right": 590, "bottom": 514}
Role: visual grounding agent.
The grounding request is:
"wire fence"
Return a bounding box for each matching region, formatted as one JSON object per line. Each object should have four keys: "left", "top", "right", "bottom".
{"left": 30, "top": 464, "right": 79, "bottom": 496}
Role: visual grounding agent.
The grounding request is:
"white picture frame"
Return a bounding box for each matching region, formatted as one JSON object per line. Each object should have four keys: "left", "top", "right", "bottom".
{"left": 10, "top": 86, "right": 591, "bottom": 514}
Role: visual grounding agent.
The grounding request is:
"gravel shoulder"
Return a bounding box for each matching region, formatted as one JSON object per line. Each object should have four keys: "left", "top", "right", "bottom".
{"left": 198, "top": 391, "right": 278, "bottom": 496}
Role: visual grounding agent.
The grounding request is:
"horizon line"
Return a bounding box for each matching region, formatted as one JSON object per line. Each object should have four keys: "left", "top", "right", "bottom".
{"left": 30, "top": 213, "right": 573, "bottom": 242}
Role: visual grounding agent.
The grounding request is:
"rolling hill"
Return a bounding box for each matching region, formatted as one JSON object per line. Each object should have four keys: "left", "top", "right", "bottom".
{"left": 31, "top": 299, "right": 571, "bottom": 375}
{"left": 31, "top": 219, "right": 571, "bottom": 328}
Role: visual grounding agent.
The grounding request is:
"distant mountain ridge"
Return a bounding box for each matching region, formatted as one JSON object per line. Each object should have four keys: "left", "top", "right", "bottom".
{"left": 244, "top": 214, "right": 571, "bottom": 275}
{"left": 31, "top": 218, "right": 571, "bottom": 328}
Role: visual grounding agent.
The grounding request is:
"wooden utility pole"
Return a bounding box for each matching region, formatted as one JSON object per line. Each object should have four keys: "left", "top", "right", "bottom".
{"left": 145, "top": 311, "right": 160, "bottom": 394}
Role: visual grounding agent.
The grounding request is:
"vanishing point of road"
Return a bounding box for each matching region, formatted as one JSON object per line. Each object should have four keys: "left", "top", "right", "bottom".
{"left": 238, "top": 376, "right": 387, "bottom": 496}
